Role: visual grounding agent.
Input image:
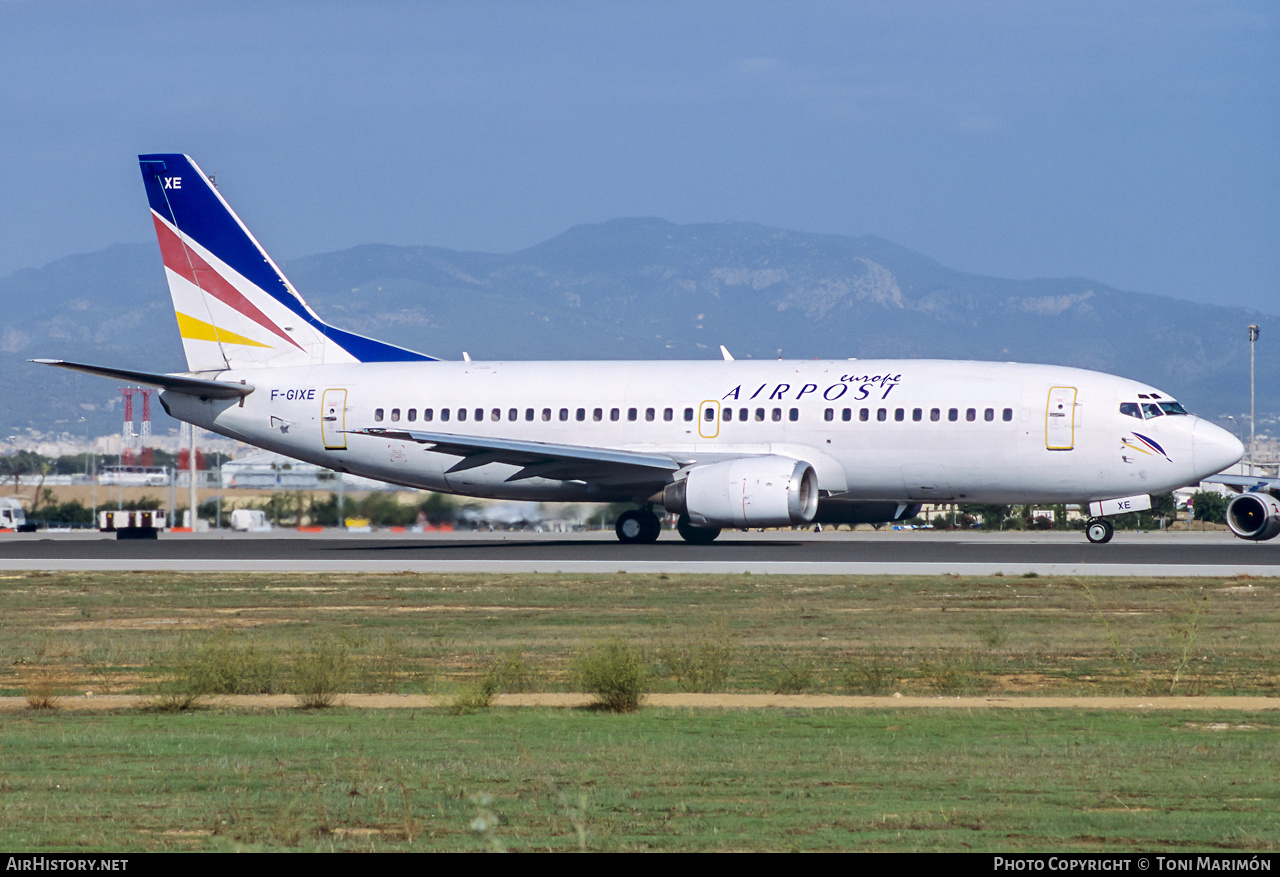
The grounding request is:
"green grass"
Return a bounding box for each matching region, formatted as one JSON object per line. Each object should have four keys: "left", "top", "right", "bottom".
{"left": 0, "top": 708, "right": 1275, "bottom": 852}
{"left": 1, "top": 571, "right": 1277, "bottom": 698}
{"left": 1, "top": 571, "right": 1278, "bottom": 851}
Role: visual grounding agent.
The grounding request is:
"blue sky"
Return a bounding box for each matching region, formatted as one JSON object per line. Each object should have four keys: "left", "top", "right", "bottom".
{"left": 1, "top": 1, "right": 1275, "bottom": 311}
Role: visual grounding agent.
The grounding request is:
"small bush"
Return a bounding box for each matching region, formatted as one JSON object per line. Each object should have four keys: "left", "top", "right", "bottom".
{"left": 573, "top": 638, "right": 647, "bottom": 712}
{"left": 446, "top": 675, "right": 498, "bottom": 716}
{"left": 919, "top": 650, "right": 992, "bottom": 695}
{"left": 771, "top": 656, "right": 815, "bottom": 694}
{"left": 841, "top": 657, "right": 893, "bottom": 695}
{"left": 357, "top": 635, "right": 409, "bottom": 693}
{"left": 290, "top": 639, "right": 351, "bottom": 709}
{"left": 487, "top": 650, "right": 536, "bottom": 693}
{"left": 445, "top": 652, "right": 539, "bottom": 715}
{"left": 200, "top": 636, "right": 284, "bottom": 695}
{"left": 656, "top": 627, "right": 735, "bottom": 692}
{"left": 25, "top": 674, "right": 60, "bottom": 711}
{"left": 148, "top": 642, "right": 209, "bottom": 711}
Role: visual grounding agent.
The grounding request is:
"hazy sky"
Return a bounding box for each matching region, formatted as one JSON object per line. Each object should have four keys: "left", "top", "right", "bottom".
{"left": 1, "top": 1, "right": 1275, "bottom": 311}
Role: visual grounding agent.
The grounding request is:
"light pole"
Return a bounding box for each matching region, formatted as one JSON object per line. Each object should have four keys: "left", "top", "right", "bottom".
{"left": 1249, "top": 325, "right": 1259, "bottom": 473}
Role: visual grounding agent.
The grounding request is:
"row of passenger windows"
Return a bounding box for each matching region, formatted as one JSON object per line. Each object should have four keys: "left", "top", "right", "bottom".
{"left": 371, "top": 405, "right": 1015, "bottom": 424}
{"left": 376, "top": 407, "right": 692, "bottom": 424}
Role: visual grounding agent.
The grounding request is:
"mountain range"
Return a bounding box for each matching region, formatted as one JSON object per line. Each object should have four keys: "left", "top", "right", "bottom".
{"left": 1, "top": 218, "right": 1273, "bottom": 441}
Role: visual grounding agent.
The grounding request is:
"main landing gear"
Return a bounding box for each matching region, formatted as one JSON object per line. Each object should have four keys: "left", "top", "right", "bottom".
{"left": 1085, "top": 517, "right": 1114, "bottom": 544}
{"left": 615, "top": 508, "right": 662, "bottom": 544}
{"left": 614, "top": 509, "right": 724, "bottom": 544}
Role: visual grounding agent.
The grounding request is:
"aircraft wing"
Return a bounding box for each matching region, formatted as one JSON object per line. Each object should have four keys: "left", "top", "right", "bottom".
{"left": 351, "top": 427, "right": 684, "bottom": 485}
{"left": 31, "top": 359, "right": 254, "bottom": 400}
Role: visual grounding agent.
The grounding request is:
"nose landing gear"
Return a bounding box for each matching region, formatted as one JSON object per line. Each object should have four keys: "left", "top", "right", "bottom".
{"left": 1085, "top": 517, "right": 1114, "bottom": 544}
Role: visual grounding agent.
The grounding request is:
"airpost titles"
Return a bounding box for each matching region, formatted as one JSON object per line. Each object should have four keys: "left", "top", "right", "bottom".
{"left": 722, "top": 373, "right": 903, "bottom": 403}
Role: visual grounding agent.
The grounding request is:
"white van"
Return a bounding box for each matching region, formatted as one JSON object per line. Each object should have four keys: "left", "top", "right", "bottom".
{"left": 0, "top": 497, "right": 29, "bottom": 531}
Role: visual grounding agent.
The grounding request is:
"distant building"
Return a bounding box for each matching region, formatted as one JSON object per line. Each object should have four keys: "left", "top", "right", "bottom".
{"left": 219, "top": 453, "right": 339, "bottom": 490}
{"left": 218, "top": 452, "right": 384, "bottom": 490}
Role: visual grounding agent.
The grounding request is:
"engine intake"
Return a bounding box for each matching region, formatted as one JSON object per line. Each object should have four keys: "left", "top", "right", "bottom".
{"left": 663, "top": 456, "right": 819, "bottom": 529}
{"left": 1226, "top": 492, "right": 1280, "bottom": 541}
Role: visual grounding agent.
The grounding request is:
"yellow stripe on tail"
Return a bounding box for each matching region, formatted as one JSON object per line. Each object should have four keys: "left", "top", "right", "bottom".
{"left": 176, "top": 312, "right": 273, "bottom": 348}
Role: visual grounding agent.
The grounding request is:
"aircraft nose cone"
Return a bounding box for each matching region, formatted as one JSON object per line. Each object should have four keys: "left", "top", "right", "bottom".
{"left": 1193, "top": 419, "right": 1245, "bottom": 476}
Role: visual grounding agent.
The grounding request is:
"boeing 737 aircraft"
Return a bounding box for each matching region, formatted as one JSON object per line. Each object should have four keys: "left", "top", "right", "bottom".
{"left": 34, "top": 154, "right": 1246, "bottom": 544}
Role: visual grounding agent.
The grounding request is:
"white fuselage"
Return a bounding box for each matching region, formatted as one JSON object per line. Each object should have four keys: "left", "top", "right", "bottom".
{"left": 160, "top": 358, "right": 1243, "bottom": 508}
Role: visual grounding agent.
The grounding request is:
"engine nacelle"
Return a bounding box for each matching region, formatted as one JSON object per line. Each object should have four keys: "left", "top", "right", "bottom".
{"left": 1226, "top": 492, "right": 1280, "bottom": 541}
{"left": 663, "top": 456, "right": 819, "bottom": 529}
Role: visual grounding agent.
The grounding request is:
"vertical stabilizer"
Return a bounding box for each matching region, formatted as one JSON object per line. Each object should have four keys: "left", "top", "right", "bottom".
{"left": 139, "top": 154, "right": 434, "bottom": 371}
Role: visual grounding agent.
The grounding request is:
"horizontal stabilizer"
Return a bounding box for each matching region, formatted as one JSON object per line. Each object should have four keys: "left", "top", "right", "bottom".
{"left": 30, "top": 359, "right": 254, "bottom": 399}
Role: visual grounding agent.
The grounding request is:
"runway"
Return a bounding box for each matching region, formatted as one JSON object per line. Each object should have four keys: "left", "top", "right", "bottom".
{"left": 1, "top": 528, "right": 1277, "bottom": 576}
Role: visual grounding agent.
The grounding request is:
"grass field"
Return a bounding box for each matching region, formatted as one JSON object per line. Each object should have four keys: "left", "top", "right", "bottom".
{"left": 1, "top": 707, "right": 1276, "bottom": 852}
{"left": 0, "top": 571, "right": 1277, "bottom": 851}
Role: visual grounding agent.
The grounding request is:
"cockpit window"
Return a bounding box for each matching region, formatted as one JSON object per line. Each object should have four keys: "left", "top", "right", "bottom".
{"left": 1141, "top": 403, "right": 1164, "bottom": 418}
{"left": 1119, "top": 402, "right": 1142, "bottom": 419}
{"left": 1158, "top": 401, "right": 1188, "bottom": 416}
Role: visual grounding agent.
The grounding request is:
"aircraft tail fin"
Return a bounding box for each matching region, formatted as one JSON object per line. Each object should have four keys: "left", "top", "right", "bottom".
{"left": 138, "top": 154, "right": 435, "bottom": 371}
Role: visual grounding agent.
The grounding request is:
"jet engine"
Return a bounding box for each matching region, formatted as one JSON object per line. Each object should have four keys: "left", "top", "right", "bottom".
{"left": 1225, "top": 492, "right": 1280, "bottom": 541}
{"left": 662, "top": 456, "right": 819, "bottom": 529}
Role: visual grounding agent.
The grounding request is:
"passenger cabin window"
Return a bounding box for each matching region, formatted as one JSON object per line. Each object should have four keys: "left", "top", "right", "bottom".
{"left": 931, "top": 408, "right": 940, "bottom": 422}
{"left": 789, "top": 408, "right": 799, "bottom": 422}
{"left": 842, "top": 408, "right": 852, "bottom": 422}
{"left": 984, "top": 408, "right": 994, "bottom": 422}
{"left": 948, "top": 408, "right": 958, "bottom": 422}
{"left": 1002, "top": 408, "right": 1013, "bottom": 421}
{"left": 755, "top": 408, "right": 765, "bottom": 421}
{"left": 739, "top": 408, "right": 748, "bottom": 421}
{"left": 627, "top": 408, "right": 637, "bottom": 421}
{"left": 508, "top": 408, "right": 518, "bottom": 421}
{"left": 542, "top": 408, "right": 552, "bottom": 421}
{"left": 912, "top": 408, "right": 922, "bottom": 422}
{"left": 457, "top": 408, "right": 467, "bottom": 422}
{"left": 390, "top": 408, "right": 400, "bottom": 422}
{"left": 611, "top": 408, "right": 620, "bottom": 421}
{"left": 894, "top": 408, "right": 904, "bottom": 422}
{"left": 684, "top": 408, "right": 694, "bottom": 422}
{"left": 824, "top": 408, "right": 834, "bottom": 422}
{"left": 559, "top": 408, "right": 569, "bottom": 421}
{"left": 424, "top": 409, "right": 433, "bottom": 422}
{"left": 664, "top": 408, "right": 674, "bottom": 421}
{"left": 374, "top": 408, "right": 384, "bottom": 422}
{"left": 877, "top": 408, "right": 887, "bottom": 422}
{"left": 646, "top": 408, "right": 655, "bottom": 421}
{"left": 525, "top": 408, "right": 534, "bottom": 421}
{"left": 724, "top": 408, "right": 733, "bottom": 421}
{"left": 475, "top": 408, "right": 484, "bottom": 422}
{"left": 441, "top": 409, "right": 450, "bottom": 422}
{"left": 772, "top": 408, "right": 782, "bottom": 422}
{"left": 576, "top": 408, "right": 586, "bottom": 421}
{"left": 492, "top": 408, "right": 501, "bottom": 422}
{"left": 704, "top": 407, "right": 715, "bottom": 422}
{"left": 593, "top": 408, "right": 602, "bottom": 422}
{"left": 408, "top": 409, "right": 417, "bottom": 422}
{"left": 859, "top": 408, "right": 869, "bottom": 422}
{"left": 966, "top": 408, "right": 976, "bottom": 422}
